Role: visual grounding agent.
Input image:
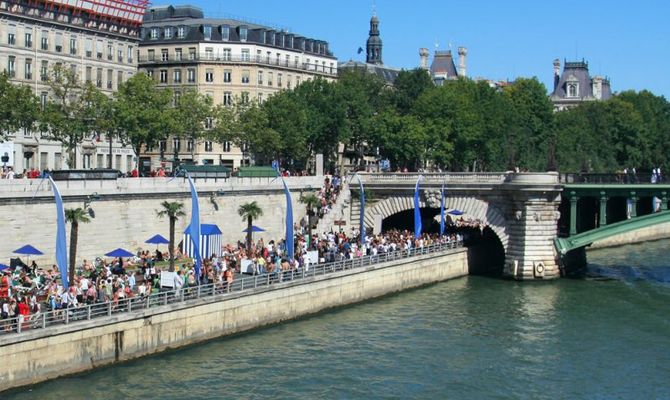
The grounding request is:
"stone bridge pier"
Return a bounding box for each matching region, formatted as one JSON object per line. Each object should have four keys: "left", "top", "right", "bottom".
{"left": 358, "top": 173, "right": 563, "bottom": 280}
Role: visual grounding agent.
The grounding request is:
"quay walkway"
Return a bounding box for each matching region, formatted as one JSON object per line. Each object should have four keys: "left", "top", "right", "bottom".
{"left": 0, "top": 241, "right": 463, "bottom": 338}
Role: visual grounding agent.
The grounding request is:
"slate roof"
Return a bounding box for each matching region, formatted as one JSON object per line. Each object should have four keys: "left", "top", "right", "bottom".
{"left": 550, "top": 60, "right": 612, "bottom": 101}
{"left": 338, "top": 60, "right": 400, "bottom": 85}
{"left": 430, "top": 50, "right": 458, "bottom": 78}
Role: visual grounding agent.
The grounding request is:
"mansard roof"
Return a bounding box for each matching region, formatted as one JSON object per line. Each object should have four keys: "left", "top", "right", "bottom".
{"left": 430, "top": 50, "right": 458, "bottom": 78}
{"left": 551, "top": 60, "right": 612, "bottom": 101}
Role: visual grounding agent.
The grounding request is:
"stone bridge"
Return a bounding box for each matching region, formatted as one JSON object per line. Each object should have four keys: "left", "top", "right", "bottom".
{"left": 357, "top": 172, "right": 563, "bottom": 280}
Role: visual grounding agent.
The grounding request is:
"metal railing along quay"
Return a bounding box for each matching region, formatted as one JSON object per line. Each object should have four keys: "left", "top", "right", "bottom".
{"left": 0, "top": 241, "right": 463, "bottom": 337}
{"left": 358, "top": 172, "right": 508, "bottom": 184}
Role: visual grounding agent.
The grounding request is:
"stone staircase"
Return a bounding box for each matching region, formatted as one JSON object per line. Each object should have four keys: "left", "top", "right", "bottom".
{"left": 316, "top": 182, "right": 351, "bottom": 234}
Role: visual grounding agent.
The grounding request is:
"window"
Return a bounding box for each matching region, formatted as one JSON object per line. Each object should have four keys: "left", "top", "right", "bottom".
{"left": 107, "top": 69, "right": 113, "bottom": 89}
{"left": 296, "top": 76, "right": 301, "bottom": 86}
{"left": 24, "top": 59, "right": 32, "bottom": 80}
{"left": 159, "top": 140, "right": 167, "bottom": 152}
{"left": 294, "top": 56, "right": 299, "bottom": 67}
{"left": 150, "top": 28, "right": 159, "bottom": 39}
{"left": 285, "top": 54, "right": 290, "bottom": 66}
{"left": 175, "top": 48, "right": 182, "bottom": 61}
{"left": 173, "top": 91, "right": 181, "bottom": 106}
{"left": 118, "top": 70, "right": 124, "bottom": 86}
{"left": 240, "top": 92, "right": 249, "bottom": 104}
{"left": 70, "top": 64, "right": 77, "bottom": 77}
{"left": 222, "top": 141, "right": 231, "bottom": 152}
{"left": 173, "top": 69, "right": 181, "bottom": 83}
{"left": 96, "top": 40, "right": 103, "bottom": 59}
{"left": 148, "top": 49, "right": 155, "bottom": 61}
{"left": 256, "top": 49, "right": 262, "bottom": 62}
{"left": 40, "top": 32, "right": 48, "bottom": 50}
{"left": 173, "top": 137, "right": 181, "bottom": 152}
{"left": 24, "top": 32, "right": 32, "bottom": 48}
{"left": 258, "top": 93, "right": 263, "bottom": 103}
{"left": 287, "top": 75, "right": 292, "bottom": 89}
{"left": 107, "top": 43, "right": 113, "bottom": 60}
{"left": 223, "top": 48, "right": 231, "bottom": 61}
{"left": 55, "top": 33, "right": 63, "bottom": 52}
{"left": 241, "top": 49, "right": 250, "bottom": 61}
{"left": 7, "top": 56, "right": 15, "bottom": 78}
{"left": 223, "top": 92, "right": 232, "bottom": 106}
{"left": 223, "top": 69, "right": 231, "bottom": 83}
{"left": 127, "top": 46, "right": 134, "bottom": 63}
{"left": 146, "top": 69, "right": 153, "bottom": 78}
{"left": 118, "top": 49, "right": 123, "bottom": 63}
{"left": 241, "top": 70, "right": 249, "bottom": 84}
{"left": 85, "top": 38, "right": 92, "bottom": 57}
{"left": 203, "top": 25, "right": 212, "bottom": 40}
{"left": 205, "top": 69, "right": 213, "bottom": 82}
{"left": 276, "top": 53, "right": 280, "bottom": 65}
{"left": 161, "top": 49, "right": 168, "bottom": 61}
{"left": 205, "top": 118, "right": 213, "bottom": 130}
{"left": 7, "top": 25, "right": 15, "bottom": 45}
{"left": 177, "top": 27, "right": 186, "bottom": 38}
{"left": 266, "top": 51, "right": 271, "bottom": 63}
{"left": 205, "top": 47, "right": 213, "bottom": 60}
{"left": 257, "top": 71, "right": 263, "bottom": 85}
{"left": 204, "top": 140, "right": 213, "bottom": 151}
{"left": 187, "top": 68, "right": 196, "bottom": 83}
{"left": 40, "top": 61, "right": 48, "bottom": 81}
{"left": 96, "top": 68, "right": 102, "bottom": 87}
{"left": 221, "top": 25, "right": 230, "bottom": 41}
{"left": 69, "top": 37, "right": 77, "bottom": 55}
{"left": 188, "top": 47, "right": 196, "bottom": 60}
{"left": 40, "top": 92, "right": 48, "bottom": 110}
{"left": 277, "top": 73, "right": 283, "bottom": 87}
{"left": 267, "top": 72, "right": 273, "bottom": 86}
{"left": 164, "top": 27, "right": 172, "bottom": 39}
{"left": 159, "top": 69, "right": 168, "bottom": 83}
{"left": 239, "top": 26, "right": 248, "bottom": 42}
{"left": 567, "top": 83, "right": 578, "bottom": 98}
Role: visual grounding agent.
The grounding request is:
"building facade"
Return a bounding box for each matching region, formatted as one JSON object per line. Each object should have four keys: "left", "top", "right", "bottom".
{"left": 0, "top": 0, "right": 145, "bottom": 173}
{"left": 418, "top": 46, "right": 467, "bottom": 85}
{"left": 550, "top": 59, "right": 612, "bottom": 112}
{"left": 138, "top": 5, "right": 338, "bottom": 170}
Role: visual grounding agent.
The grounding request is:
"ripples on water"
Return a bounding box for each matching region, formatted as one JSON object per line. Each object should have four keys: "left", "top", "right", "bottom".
{"left": 6, "top": 241, "right": 670, "bottom": 399}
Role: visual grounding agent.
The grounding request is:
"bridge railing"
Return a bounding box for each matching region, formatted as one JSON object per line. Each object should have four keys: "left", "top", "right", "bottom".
{"left": 560, "top": 173, "right": 662, "bottom": 185}
{"left": 358, "top": 172, "right": 508, "bottom": 184}
{"left": 0, "top": 240, "right": 463, "bottom": 338}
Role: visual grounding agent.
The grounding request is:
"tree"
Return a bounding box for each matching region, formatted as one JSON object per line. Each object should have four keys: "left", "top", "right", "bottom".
{"left": 237, "top": 101, "right": 281, "bottom": 165}
{"left": 173, "top": 90, "right": 213, "bottom": 160}
{"left": 65, "top": 208, "right": 90, "bottom": 285}
{"left": 12, "top": 82, "right": 40, "bottom": 140}
{"left": 0, "top": 72, "right": 18, "bottom": 141}
{"left": 299, "top": 193, "right": 319, "bottom": 248}
{"left": 238, "top": 201, "right": 263, "bottom": 252}
{"left": 80, "top": 83, "right": 117, "bottom": 168}
{"left": 115, "top": 73, "right": 173, "bottom": 169}
{"left": 40, "top": 64, "right": 88, "bottom": 168}
{"left": 156, "top": 201, "right": 186, "bottom": 272}
{"left": 391, "top": 68, "right": 435, "bottom": 114}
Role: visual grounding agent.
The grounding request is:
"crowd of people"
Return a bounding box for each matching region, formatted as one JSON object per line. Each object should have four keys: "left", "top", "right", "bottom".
{"left": 0, "top": 166, "right": 49, "bottom": 179}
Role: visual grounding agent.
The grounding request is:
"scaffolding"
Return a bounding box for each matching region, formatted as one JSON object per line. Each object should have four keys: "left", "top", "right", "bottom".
{"left": 38, "top": 0, "right": 150, "bottom": 27}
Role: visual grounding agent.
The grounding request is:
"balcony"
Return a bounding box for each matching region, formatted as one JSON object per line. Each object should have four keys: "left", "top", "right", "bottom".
{"left": 138, "top": 54, "right": 338, "bottom": 77}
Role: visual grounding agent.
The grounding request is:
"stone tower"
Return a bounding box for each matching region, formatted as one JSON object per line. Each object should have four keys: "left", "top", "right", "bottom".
{"left": 553, "top": 58, "right": 561, "bottom": 90}
{"left": 457, "top": 47, "right": 468, "bottom": 77}
{"left": 419, "top": 48, "right": 430, "bottom": 70}
{"left": 366, "top": 15, "right": 383, "bottom": 65}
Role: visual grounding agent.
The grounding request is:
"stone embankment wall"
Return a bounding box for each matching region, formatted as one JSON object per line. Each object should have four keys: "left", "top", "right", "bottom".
{"left": 0, "top": 177, "right": 321, "bottom": 265}
{"left": 0, "top": 248, "right": 468, "bottom": 392}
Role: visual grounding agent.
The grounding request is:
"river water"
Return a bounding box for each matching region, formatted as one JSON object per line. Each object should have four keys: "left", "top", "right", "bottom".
{"left": 6, "top": 240, "right": 670, "bottom": 399}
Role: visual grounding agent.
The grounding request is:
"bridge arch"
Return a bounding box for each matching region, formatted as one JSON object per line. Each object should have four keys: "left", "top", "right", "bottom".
{"left": 365, "top": 195, "right": 510, "bottom": 251}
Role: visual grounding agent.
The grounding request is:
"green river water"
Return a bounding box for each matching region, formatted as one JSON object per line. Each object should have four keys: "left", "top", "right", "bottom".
{"left": 5, "top": 240, "right": 670, "bottom": 399}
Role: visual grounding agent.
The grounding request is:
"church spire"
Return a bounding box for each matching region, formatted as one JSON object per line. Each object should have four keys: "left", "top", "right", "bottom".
{"left": 366, "top": 12, "right": 383, "bottom": 65}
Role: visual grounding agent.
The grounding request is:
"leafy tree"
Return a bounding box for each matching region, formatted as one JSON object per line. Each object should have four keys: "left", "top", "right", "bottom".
{"left": 238, "top": 201, "right": 263, "bottom": 252}
{"left": 64, "top": 208, "right": 90, "bottom": 285}
{"left": 173, "top": 90, "right": 213, "bottom": 159}
{"left": 237, "top": 101, "right": 281, "bottom": 164}
{"left": 12, "top": 83, "right": 40, "bottom": 139}
{"left": 80, "top": 83, "right": 117, "bottom": 168}
{"left": 391, "top": 68, "right": 435, "bottom": 114}
{"left": 156, "top": 201, "right": 186, "bottom": 272}
{"left": 40, "top": 64, "right": 88, "bottom": 168}
{"left": 262, "top": 92, "right": 309, "bottom": 167}
{"left": 0, "top": 72, "right": 18, "bottom": 141}
{"left": 115, "top": 73, "right": 173, "bottom": 168}
{"left": 369, "top": 109, "right": 427, "bottom": 170}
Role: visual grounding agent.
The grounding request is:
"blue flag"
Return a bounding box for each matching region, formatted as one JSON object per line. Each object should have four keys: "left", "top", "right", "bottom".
{"left": 186, "top": 175, "right": 202, "bottom": 280}
{"left": 358, "top": 176, "right": 366, "bottom": 246}
{"left": 49, "top": 177, "right": 69, "bottom": 289}
{"left": 440, "top": 184, "right": 446, "bottom": 236}
{"left": 279, "top": 177, "right": 294, "bottom": 261}
{"left": 414, "top": 176, "right": 422, "bottom": 239}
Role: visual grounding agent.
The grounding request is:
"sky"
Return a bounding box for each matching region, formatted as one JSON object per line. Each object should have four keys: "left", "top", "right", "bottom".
{"left": 178, "top": 0, "right": 669, "bottom": 98}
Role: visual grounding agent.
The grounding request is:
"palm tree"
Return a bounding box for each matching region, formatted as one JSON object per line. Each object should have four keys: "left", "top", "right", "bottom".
{"left": 156, "top": 201, "right": 186, "bottom": 272}
{"left": 300, "top": 193, "right": 319, "bottom": 248}
{"left": 64, "top": 208, "right": 90, "bottom": 285}
{"left": 238, "top": 202, "right": 263, "bottom": 252}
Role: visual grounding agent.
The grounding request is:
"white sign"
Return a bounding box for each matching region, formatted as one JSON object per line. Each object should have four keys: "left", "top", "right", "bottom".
{"left": 307, "top": 251, "right": 319, "bottom": 265}
{"left": 0, "top": 141, "right": 14, "bottom": 167}
{"left": 160, "top": 271, "right": 176, "bottom": 288}
{"left": 241, "top": 259, "right": 254, "bottom": 274}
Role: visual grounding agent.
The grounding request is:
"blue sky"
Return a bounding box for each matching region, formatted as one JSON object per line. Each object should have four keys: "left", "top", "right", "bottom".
{"left": 186, "top": 0, "right": 669, "bottom": 98}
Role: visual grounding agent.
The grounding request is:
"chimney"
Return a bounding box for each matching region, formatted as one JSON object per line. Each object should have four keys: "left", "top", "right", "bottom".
{"left": 592, "top": 76, "right": 603, "bottom": 100}
{"left": 457, "top": 47, "right": 467, "bottom": 77}
{"left": 553, "top": 58, "right": 561, "bottom": 90}
{"left": 419, "top": 48, "right": 429, "bottom": 70}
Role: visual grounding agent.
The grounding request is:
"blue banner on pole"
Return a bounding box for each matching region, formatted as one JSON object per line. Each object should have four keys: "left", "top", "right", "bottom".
{"left": 279, "top": 177, "right": 294, "bottom": 261}
{"left": 187, "top": 175, "right": 202, "bottom": 279}
{"left": 358, "top": 177, "right": 366, "bottom": 247}
{"left": 414, "top": 176, "right": 422, "bottom": 239}
{"left": 440, "top": 184, "right": 446, "bottom": 236}
{"left": 49, "top": 177, "right": 69, "bottom": 289}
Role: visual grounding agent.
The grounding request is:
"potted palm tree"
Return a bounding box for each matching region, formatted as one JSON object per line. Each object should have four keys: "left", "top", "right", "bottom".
{"left": 238, "top": 201, "right": 263, "bottom": 252}
{"left": 65, "top": 208, "right": 90, "bottom": 285}
{"left": 300, "top": 193, "right": 319, "bottom": 248}
{"left": 156, "top": 201, "right": 186, "bottom": 272}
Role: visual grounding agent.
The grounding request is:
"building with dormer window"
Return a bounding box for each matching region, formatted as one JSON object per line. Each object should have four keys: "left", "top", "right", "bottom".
{"left": 550, "top": 59, "right": 612, "bottom": 112}
{"left": 138, "top": 5, "right": 338, "bottom": 170}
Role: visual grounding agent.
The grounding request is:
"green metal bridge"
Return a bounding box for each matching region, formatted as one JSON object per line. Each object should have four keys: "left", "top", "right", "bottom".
{"left": 555, "top": 173, "right": 670, "bottom": 255}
